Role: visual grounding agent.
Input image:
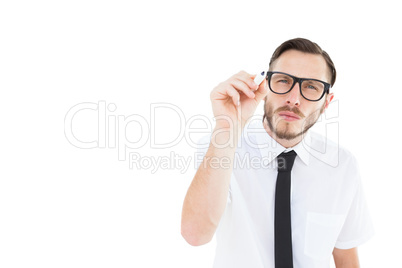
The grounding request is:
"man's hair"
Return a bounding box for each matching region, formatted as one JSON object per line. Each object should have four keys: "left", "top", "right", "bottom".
{"left": 269, "top": 38, "right": 336, "bottom": 87}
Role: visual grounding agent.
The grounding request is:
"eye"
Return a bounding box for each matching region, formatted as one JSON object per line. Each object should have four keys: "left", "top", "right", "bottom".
{"left": 274, "top": 76, "right": 291, "bottom": 84}
{"left": 278, "top": 79, "right": 290, "bottom": 84}
{"left": 303, "top": 81, "right": 322, "bottom": 91}
{"left": 271, "top": 73, "right": 293, "bottom": 87}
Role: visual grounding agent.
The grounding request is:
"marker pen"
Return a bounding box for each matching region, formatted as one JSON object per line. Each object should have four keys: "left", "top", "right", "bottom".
{"left": 238, "top": 71, "right": 267, "bottom": 106}
{"left": 253, "top": 71, "right": 266, "bottom": 87}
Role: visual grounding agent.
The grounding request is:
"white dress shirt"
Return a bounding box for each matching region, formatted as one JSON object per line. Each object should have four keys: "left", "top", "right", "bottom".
{"left": 196, "top": 119, "right": 374, "bottom": 268}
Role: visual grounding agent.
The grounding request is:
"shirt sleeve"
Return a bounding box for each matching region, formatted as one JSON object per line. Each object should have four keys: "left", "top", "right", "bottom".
{"left": 335, "top": 157, "right": 375, "bottom": 249}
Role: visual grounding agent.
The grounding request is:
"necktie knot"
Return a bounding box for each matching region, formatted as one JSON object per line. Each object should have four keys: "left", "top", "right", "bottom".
{"left": 277, "top": 150, "right": 297, "bottom": 172}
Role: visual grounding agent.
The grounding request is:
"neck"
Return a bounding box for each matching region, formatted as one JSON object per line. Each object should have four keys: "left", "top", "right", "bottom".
{"left": 262, "top": 119, "right": 303, "bottom": 149}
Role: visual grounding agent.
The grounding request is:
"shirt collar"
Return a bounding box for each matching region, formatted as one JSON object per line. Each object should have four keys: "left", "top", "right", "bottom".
{"left": 291, "top": 131, "right": 311, "bottom": 166}
{"left": 248, "top": 119, "right": 311, "bottom": 166}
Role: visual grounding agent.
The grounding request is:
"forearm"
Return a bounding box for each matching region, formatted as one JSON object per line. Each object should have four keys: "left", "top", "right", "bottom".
{"left": 333, "top": 247, "right": 360, "bottom": 268}
{"left": 181, "top": 70, "right": 267, "bottom": 246}
{"left": 181, "top": 127, "right": 238, "bottom": 246}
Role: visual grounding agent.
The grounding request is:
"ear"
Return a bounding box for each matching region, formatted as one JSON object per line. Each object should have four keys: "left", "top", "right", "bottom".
{"left": 322, "top": 93, "right": 334, "bottom": 113}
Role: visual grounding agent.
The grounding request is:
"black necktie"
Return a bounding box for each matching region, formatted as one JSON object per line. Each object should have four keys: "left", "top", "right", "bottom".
{"left": 275, "top": 150, "right": 297, "bottom": 268}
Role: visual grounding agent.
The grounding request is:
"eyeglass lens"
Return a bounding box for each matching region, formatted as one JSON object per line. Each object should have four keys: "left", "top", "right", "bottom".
{"left": 269, "top": 73, "right": 325, "bottom": 101}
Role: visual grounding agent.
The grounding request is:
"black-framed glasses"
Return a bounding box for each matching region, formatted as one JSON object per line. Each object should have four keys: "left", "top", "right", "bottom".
{"left": 266, "top": 71, "right": 331, "bottom": 102}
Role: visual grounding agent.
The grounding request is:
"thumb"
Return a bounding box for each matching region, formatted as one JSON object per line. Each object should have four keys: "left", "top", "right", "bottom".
{"left": 254, "top": 79, "right": 269, "bottom": 104}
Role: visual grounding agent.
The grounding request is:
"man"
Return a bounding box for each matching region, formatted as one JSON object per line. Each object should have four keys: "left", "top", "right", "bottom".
{"left": 181, "top": 38, "right": 374, "bottom": 267}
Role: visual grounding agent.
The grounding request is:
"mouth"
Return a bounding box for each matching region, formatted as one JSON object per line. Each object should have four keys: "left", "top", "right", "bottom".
{"left": 278, "top": 111, "right": 301, "bottom": 121}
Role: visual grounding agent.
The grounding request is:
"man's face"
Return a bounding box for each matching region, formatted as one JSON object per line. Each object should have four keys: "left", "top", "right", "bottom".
{"left": 263, "top": 49, "right": 333, "bottom": 141}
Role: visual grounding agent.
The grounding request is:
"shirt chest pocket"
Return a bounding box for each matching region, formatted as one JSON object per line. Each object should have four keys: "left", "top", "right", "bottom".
{"left": 304, "top": 212, "right": 346, "bottom": 260}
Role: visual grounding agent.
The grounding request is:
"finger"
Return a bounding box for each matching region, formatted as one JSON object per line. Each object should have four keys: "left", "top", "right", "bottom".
{"left": 235, "top": 71, "right": 258, "bottom": 91}
{"left": 253, "top": 79, "right": 269, "bottom": 103}
{"left": 230, "top": 78, "right": 256, "bottom": 99}
{"left": 226, "top": 86, "right": 241, "bottom": 106}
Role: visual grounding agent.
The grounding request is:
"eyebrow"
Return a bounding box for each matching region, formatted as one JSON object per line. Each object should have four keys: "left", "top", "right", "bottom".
{"left": 272, "top": 71, "right": 329, "bottom": 84}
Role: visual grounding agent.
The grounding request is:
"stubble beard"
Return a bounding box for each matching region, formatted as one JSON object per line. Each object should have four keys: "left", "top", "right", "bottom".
{"left": 263, "top": 101, "right": 325, "bottom": 141}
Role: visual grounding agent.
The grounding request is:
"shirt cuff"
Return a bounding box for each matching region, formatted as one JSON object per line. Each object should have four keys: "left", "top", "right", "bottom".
{"left": 334, "top": 230, "right": 375, "bottom": 249}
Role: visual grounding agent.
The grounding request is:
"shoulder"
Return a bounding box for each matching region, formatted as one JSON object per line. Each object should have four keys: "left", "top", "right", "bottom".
{"left": 308, "top": 131, "right": 359, "bottom": 170}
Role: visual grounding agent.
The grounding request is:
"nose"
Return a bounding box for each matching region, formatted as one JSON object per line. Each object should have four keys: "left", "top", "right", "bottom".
{"left": 285, "top": 82, "right": 301, "bottom": 107}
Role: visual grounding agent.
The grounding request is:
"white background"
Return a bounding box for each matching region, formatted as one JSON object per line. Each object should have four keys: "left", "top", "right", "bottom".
{"left": 1, "top": 0, "right": 401, "bottom": 267}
